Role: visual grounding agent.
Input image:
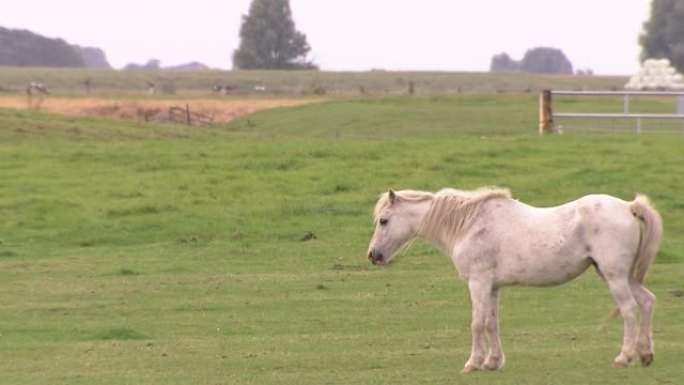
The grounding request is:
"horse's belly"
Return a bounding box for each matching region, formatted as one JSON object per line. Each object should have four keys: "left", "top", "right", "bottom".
{"left": 498, "top": 253, "right": 592, "bottom": 287}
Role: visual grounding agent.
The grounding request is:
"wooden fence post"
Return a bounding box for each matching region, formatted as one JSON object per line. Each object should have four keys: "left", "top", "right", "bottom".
{"left": 539, "top": 90, "right": 553, "bottom": 135}
{"left": 186, "top": 104, "right": 191, "bottom": 126}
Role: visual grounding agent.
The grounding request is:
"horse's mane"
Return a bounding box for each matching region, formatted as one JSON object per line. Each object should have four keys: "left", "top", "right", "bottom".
{"left": 417, "top": 187, "right": 511, "bottom": 248}
{"left": 373, "top": 189, "right": 434, "bottom": 221}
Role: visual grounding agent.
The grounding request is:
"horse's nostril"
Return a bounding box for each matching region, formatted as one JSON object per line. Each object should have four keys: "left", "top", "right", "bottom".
{"left": 368, "top": 250, "right": 384, "bottom": 265}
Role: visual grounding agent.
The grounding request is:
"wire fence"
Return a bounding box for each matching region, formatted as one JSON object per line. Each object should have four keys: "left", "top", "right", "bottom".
{"left": 554, "top": 116, "right": 684, "bottom": 135}
{"left": 542, "top": 90, "right": 684, "bottom": 135}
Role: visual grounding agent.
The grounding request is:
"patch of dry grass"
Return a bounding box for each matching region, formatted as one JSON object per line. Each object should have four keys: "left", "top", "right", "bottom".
{"left": 0, "top": 95, "right": 322, "bottom": 123}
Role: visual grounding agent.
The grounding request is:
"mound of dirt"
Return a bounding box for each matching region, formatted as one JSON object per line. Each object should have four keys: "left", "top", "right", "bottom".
{"left": 0, "top": 96, "right": 320, "bottom": 124}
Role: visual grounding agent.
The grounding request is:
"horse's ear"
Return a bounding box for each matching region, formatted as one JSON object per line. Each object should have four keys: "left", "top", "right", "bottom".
{"left": 388, "top": 189, "right": 397, "bottom": 204}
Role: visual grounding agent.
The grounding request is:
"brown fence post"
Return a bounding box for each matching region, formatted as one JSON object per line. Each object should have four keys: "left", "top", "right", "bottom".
{"left": 539, "top": 90, "right": 553, "bottom": 135}
{"left": 186, "top": 104, "right": 191, "bottom": 126}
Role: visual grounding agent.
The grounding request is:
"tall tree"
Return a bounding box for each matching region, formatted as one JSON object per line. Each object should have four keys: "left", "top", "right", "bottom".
{"left": 233, "top": 0, "right": 316, "bottom": 70}
{"left": 640, "top": 0, "right": 684, "bottom": 72}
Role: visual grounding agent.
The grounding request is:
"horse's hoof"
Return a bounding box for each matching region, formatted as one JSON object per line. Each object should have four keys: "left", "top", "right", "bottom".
{"left": 460, "top": 365, "right": 480, "bottom": 374}
{"left": 641, "top": 353, "right": 654, "bottom": 367}
{"left": 484, "top": 358, "right": 504, "bottom": 371}
{"left": 611, "top": 361, "right": 629, "bottom": 369}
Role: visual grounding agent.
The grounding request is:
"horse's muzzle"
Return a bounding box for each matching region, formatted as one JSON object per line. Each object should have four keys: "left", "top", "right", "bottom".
{"left": 368, "top": 250, "right": 385, "bottom": 265}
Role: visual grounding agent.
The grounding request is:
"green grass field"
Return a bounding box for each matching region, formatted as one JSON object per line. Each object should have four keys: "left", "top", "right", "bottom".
{"left": 1, "top": 90, "right": 683, "bottom": 384}
{"left": 0, "top": 67, "right": 627, "bottom": 96}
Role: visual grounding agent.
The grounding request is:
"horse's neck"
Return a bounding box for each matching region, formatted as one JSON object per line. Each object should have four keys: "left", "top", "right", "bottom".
{"left": 415, "top": 194, "right": 483, "bottom": 254}
{"left": 417, "top": 222, "right": 452, "bottom": 255}
{"left": 414, "top": 201, "right": 454, "bottom": 254}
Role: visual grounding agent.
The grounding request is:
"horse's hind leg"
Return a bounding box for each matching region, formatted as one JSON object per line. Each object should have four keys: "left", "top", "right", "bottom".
{"left": 630, "top": 281, "right": 656, "bottom": 366}
{"left": 604, "top": 276, "right": 639, "bottom": 368}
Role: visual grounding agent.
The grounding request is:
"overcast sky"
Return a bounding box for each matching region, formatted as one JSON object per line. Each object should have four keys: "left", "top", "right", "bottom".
{"left": 3, "top": 0, "right": 651, "bottom": 75}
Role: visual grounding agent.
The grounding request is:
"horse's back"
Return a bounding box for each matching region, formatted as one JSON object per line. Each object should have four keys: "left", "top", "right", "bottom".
{"left": 453, "top": 194, "right": 640, "bottom": 286}
{"left": 522, "top": 194, "right": 638, "bottom": 233}
{"left": 528, "top": 194, "right": 641, "bottom": 251}
{"left": 575, "top": 194, "right": 639, "bottom": 235}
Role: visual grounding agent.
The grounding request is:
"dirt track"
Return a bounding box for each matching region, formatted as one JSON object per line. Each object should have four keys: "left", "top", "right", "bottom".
{"left": 0, "top": 96, "right": 321, "bottom": 123}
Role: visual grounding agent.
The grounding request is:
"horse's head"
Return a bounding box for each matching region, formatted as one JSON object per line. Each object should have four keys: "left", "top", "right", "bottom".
{"left": 367, "top": 189, "right": 431, "bottom": 265}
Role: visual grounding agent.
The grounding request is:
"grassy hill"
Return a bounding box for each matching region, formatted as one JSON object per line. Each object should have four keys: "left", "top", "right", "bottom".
{"left": 1, "top": 90, "right": 682, "bottom": 384}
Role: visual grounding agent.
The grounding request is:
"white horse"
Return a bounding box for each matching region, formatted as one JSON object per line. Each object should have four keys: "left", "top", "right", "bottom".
{"left": 367, "top": 187, "right": 662, "bottom": 372}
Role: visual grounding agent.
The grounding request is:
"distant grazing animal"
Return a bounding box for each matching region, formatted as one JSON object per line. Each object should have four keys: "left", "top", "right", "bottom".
{"left": 367, "top": 187, "right": 662, "bottom": 372}
{"left": 212, "top": 84, "right": 236, "bottom": 95}
{"left": 146, "top": 82, "right": 157, "bottom": 95}
{"left": 27, "top": 82, "right": 49, "bottom": 95}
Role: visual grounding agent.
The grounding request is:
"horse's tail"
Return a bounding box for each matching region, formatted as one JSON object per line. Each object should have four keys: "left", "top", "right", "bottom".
{"left": 605, "top": 195, "right": 663, "bottom": 322}
{"left": 630, "top": 194, "right": 663, "bottom": 284}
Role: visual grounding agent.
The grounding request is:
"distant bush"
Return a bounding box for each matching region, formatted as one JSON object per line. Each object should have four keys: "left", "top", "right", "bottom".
{"left": 124, "top": 59, "right": 162, "bottom": 71}
{"left": 490, "top": 53, "right": 520, "bottom": 72}
{"left": 490, "top": 47, "right": 573, "bottom": 75}
{"left": 520, "top": 47, "right": 573, "bottom": 74}
{"left": 72, "top": 45, "right": 111, "bottom": 69}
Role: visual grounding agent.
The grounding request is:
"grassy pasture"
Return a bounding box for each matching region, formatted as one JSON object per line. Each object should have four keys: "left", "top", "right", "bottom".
{"left": 1, "top": 91, "right": 683, "bottom": 385}
{"left": 0, "top": 67, "right": 628, "bottom": 96}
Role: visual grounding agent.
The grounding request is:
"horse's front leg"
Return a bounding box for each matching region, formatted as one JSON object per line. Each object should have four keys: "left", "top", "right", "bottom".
{"left": 462, "top": 279, "right": 492, "bottom": 373}
{"left": 483, "top": 287, "right": 505, "bottom": 370}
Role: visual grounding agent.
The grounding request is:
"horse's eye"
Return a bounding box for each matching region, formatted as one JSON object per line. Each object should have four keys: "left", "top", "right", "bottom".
{"left": 379, "top": 218, "right": 388, "bottom": 226}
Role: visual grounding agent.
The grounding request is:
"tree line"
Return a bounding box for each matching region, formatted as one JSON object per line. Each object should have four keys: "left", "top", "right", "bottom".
{"left": 0, "top": 27, "right": 110, "bottom": 68}
{"left": 1, "top": 0, "right": 683, "bottom": 72}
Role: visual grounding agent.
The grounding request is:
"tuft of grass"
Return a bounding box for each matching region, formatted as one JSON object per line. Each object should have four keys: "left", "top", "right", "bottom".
{"left": 92, "top": 327, "right": 149, "bottom": 341}
{"left": 107, "top": 205, "right": 161, "bottom": 217}
{"left": 0, "top": 249, "right": 18, "bottom": 257}
{"left": 117, "top": 268, "right": 140, "bottom": 276}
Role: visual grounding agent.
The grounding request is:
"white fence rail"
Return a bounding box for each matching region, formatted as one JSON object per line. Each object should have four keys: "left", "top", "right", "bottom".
{"left": 539, "top": 90, "right": 684, "bottom": 134}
